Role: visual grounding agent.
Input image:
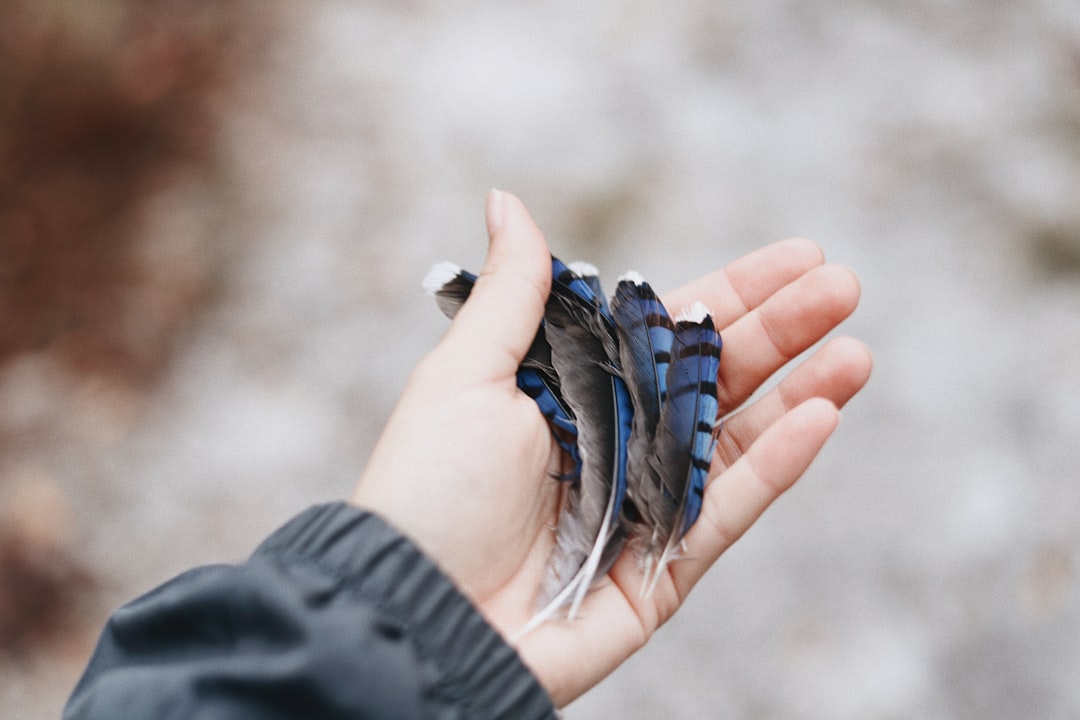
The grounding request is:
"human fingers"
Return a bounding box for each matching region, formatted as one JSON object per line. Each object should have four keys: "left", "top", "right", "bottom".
{"left": 598, "top": 340, "right": 869, "bottom": 636}
{"left": 439, "top": 190, "right": 552, "bottom": 380}
{"left": 516, "top": 379, "right": 857, "bottom": 704}
{"left": 714, "top": 336, "right": 872, "bottom": 468}
{"left": 712, "top": 264, "right": 861, "bottom": 412}
{"left": 666, "top": 397, "right": 842, "bottom": 601}
{"left": 661, "top": 237, "right": 825, "bottom": 329}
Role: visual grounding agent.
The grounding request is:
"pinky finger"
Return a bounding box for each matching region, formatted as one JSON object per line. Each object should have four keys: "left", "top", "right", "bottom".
{"left": 668, "top": 397, "right": 841, "bottom": 600}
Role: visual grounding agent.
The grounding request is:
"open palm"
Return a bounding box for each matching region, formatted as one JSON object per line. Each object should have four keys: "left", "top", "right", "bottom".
{"left": 352, "top": 191, "right": 872, "bottom": 707}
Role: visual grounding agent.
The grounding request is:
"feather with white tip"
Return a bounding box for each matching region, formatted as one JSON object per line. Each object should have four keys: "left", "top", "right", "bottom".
{"left": 517, "top": 258, "right": 633, "bottom": 635}
{"left": 639, "top": 302, "right": 722, "bottom": 597}
{"left": 423, "top": 262, "right": 581, "bottom": 480}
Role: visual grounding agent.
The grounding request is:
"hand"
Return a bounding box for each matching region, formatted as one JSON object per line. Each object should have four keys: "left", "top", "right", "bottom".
{"left": 351, "top": 190, "right": 872, "bottom": 707}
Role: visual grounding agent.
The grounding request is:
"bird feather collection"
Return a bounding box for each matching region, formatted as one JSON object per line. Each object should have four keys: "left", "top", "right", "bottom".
{"left": 423, "top": 256, "right": 722, "bottom": 632}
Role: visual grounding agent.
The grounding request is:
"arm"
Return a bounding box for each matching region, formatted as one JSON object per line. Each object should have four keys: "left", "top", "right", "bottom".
{"left": 64, "top": 504, "right": 557, "bottom": 719}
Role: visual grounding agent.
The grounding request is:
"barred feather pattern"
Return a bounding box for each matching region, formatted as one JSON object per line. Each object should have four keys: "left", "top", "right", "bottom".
{"left": 423, "top": 256, "right": 722, "bottom": 631}
{"left": 639, "top": 303, "right": 722, "bottom": 597}
{"left": 611, "top": 273, "right": 676, "bottom": 537}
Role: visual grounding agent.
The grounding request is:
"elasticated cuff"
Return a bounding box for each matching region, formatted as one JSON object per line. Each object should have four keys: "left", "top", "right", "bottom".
{"left": 254, "top": 502, "right": 557, "bottom": 720}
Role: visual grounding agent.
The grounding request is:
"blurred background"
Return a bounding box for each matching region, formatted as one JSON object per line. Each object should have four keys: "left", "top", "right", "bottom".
{"left": 2, "top": 1, "right": 1078, "bottom": 717}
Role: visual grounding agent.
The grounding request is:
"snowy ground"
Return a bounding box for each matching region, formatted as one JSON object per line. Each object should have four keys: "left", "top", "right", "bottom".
{"left": 4, "top": 1, "right": 1080, "bottom": 717}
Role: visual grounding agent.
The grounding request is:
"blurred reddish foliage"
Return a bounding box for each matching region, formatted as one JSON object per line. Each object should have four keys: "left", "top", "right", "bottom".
{"left": 0, "top": 516, "right": 93, "bottom": 658}
{"left": 0, "top": 539, "right": 92, "bottom": 657}
{"left": 0, "top": 0, "right": 260, "bottom": 383}
{"left": 0, "top": 474, "right": 92, "bottom": 658}
{"left": 0, "top": 0, "right": 267, "bottom": 661}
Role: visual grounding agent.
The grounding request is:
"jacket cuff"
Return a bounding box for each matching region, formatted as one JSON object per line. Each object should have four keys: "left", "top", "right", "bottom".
{"left": 253, "top": 502, "right": 557, "bottom": 720}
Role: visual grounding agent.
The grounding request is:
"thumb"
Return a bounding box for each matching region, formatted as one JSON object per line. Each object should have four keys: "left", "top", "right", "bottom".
{"left": 441, "top": 190, "right": 552, "bottom": 379}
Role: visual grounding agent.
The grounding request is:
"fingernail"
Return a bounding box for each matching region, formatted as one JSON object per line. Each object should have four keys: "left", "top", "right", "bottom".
{"left": 486, "top": 188, "right": 505, "bottom": 236}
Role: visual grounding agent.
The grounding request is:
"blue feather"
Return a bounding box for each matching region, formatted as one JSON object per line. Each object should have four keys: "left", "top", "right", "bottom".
{"left": 516, "top": 370, "right": 580, "bottom": 480}
{"left": 423, "top": 262, "right": 581, "bottom": 481}
{"left": 639, "top": 302, "right": 722, "bottom": 597}
{"left": 521, "top": 257, "right": 633, "bottom": 632}
{"left": 425, "top": 256, "right": 721, "bottom": 626}
{"left": 568, "top": 261, "right": 612, "bottom": 317}
{"left": 611, "top": 273, "right": 676, "bottom": 540}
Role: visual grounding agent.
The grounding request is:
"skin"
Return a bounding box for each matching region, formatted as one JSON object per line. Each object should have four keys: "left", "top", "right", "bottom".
{"left": 352, "top": 190, "right": 873, "bottom": 707}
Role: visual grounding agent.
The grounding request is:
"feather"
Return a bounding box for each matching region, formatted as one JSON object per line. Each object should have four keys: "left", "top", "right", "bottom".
{"left": 567, "top": 261, "right": 611, "bottom": 317}
{"left": 516, "top": 370, "right": 580, "bottom": 480}
{"left": 426, "top": 257, "right": 720, "bottom": 628}
{"left": 518, "top": 258, "right": 633, "bottom": 634}
{"left": 639, "top": 302, "right": 722, "bottom": 597}
{"left": 423, "top": 262, "right": 475, "bottom": 320}
{"left": 610, "top": 273, "right": 676, "bottom": 540}
{"left": 424, "top": 261, "right": 556, "bottom": 379}
{"left": 423, "top": 261, "right": 581, "bottom": 481}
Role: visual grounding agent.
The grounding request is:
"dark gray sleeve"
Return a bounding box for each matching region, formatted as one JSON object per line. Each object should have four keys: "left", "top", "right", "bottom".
{"left": 63, "top": 503, "right": 557, "bottom": 720}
